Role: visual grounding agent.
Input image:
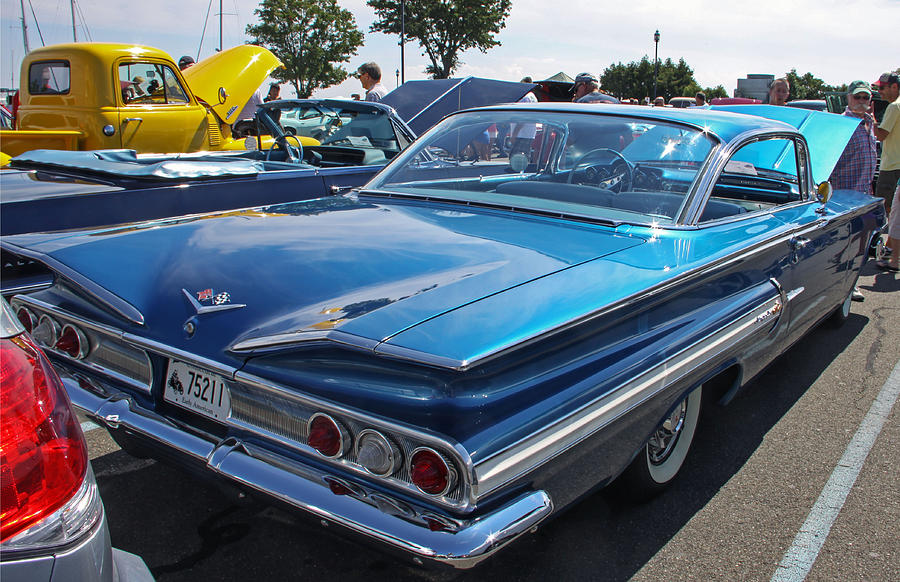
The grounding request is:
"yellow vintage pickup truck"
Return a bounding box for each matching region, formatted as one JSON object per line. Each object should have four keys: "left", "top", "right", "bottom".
{"left": 0, "top": 42, "right": 300, "bottom": 159}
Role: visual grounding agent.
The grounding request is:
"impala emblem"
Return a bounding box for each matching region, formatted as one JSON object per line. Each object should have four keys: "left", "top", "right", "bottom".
{"left": 183, "top": 288, "right": 246, "bottom": 316}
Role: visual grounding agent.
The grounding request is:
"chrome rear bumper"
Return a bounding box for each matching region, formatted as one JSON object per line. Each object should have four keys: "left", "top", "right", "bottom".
{"left": 61, "top": 372, "right": 552, "bottom": 569}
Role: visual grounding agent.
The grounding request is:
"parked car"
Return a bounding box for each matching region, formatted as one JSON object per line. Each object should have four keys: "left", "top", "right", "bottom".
{"left": 785, "top": 99, "right": 828, "bottom": 112}
{"left": 2, "top": 104, "right": 883, "bottom": 568}
{"left": 0, "top": 298, "right": 153, "bottom": 581}
{"left": 0, "top": 99, "right": 416, "bottom": 296}
{"left": 667, "top": 96, "right": 695, "bottom": 108}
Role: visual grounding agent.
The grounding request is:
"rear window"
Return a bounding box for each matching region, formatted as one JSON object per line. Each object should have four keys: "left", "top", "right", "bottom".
{"left": 29, "top": 61, "right": 70, "bottom": 95}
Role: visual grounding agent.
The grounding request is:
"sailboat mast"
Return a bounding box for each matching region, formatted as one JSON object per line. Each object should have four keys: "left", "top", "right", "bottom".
{"left": 71, "top": 0, "right": 77, "bottom": 41}
{"left": 19, "top": 0, "right": 29, "bottom": 53}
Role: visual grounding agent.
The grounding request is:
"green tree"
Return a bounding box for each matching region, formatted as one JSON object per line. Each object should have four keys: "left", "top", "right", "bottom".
{"left": 368, "top": 0, "right": 512, "bottom": 79}
{"left": 784, "top": 69, "right": 829, "bottom": 100}
{"left": 601, "top": 57, "right": 703, "bottom": 101}
{"left": 703, "top": 85, "right": 729, "bottom": 99}
{"left": 246, "top": 0, "right": 364, "bottom": 98}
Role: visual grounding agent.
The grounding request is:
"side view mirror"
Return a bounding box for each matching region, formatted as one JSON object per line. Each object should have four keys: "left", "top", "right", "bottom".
{"left": 816, "top": 181, "right": 833, "bottom": 205}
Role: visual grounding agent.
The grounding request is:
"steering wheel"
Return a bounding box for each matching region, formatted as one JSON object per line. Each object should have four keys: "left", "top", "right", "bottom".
{"left": 266, "top": 134, "right": 303, "bottom": 164}
{"left": 567, "top": 147, "right": 633, "bottom": 193}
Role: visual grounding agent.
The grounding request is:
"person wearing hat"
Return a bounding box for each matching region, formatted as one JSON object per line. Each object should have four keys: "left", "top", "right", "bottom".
{"left": 873, "top": 72, "right": 900, "bottom": 270}
{"left": 572, "top": 73, "right": 618, "bottom": 104}
{"left": 829, "top": 80, "right": 879, "bottom": 296}
{"left": 178, "top": 55, "right": 195, "bottom": 70}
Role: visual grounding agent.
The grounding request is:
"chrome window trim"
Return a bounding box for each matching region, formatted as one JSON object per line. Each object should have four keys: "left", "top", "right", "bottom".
{"left": 474, "top": 288, "right": 788, "bottom": 497}
{"left": 683, "top": 129, "right": 811, "bottom": 225}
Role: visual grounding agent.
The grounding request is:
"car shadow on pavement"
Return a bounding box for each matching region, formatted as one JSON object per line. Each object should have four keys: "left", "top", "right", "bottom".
{"left": 91, "top": 315, "right": 869, "bottom": 582}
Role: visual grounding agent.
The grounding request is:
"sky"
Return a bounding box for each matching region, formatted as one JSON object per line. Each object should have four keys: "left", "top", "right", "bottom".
{"left": 1, "top": 0, "right": 898, "bottom": 100}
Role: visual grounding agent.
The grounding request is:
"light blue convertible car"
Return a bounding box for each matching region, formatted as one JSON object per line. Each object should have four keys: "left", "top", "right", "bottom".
{"left": 2, "top": 104, "right": 884, "bottom": 568}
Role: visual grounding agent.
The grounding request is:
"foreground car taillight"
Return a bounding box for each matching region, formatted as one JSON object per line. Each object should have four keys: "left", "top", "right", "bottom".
{"left": 307, "top": 413, "right": 349, "bottom": 458}
{"left": 410, "top": 448, "right": 457, "bottom": 496}
{"left": 0, "top": 332, "right": 100, "bottom": 548}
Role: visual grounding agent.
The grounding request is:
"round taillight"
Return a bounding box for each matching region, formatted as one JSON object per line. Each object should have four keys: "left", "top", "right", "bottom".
{"left": 15, "top": 307, "right": 37, "bottom": 334}
{"left": 409, "top": 448, "right": 456, "bottom": 496}
{"left": 31, "top": 315, "right": 60, "bottom": 348}
{"left": 355, "top": 430, "right": 401, "bottom": 476}
{"left": 55, "top": 324, "right": 89, "bottom": 359}
{"left": 307, "top": 413, "right": 348, "bottom": 458}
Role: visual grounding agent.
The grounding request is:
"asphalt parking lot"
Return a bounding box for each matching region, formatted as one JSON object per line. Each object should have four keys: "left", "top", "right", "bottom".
{"left": 83, "top": 263, "right": 899, "bottom": 582}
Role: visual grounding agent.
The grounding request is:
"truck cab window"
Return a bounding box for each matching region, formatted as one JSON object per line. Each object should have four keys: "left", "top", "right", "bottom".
{"left": 119, "top": 63, "right": 189, "bottom": 105}
{"left": 29, "top": 61, "right": 70, "bottom": 95}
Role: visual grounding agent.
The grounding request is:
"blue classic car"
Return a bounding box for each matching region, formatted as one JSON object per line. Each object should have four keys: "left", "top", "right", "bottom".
{"left": 1, "top": 104, "right": 884, "bottom": 568}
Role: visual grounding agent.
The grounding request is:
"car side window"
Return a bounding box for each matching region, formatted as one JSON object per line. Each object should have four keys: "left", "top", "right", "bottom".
{"left": 119, "top": 63, "right": 189, "bottom": 105}
{"left": 29, "top": 61, "right": 70, "bottom": 95}
{"left": 700, "top": 137, "right": 802, "bottom": 222}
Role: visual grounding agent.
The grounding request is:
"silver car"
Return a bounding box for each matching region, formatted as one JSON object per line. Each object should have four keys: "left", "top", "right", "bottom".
{"left": 0, "top": 299, "right": 153, "bottom": 582}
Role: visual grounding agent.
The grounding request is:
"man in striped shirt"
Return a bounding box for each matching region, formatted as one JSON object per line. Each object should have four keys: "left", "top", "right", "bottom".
{"left": 829, "top": 80, "right": 878, "bottom": 301}
{"left": 829, "top": 80, "right": 877, "bottom": 195}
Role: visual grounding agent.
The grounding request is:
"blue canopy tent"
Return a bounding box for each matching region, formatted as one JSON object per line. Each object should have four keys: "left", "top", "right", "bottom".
{"left": 380, "top": 77, "right": 537, "bottom": 135}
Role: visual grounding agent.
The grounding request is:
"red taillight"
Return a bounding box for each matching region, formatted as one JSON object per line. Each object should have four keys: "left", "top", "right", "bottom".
{"left": 307, "top": 414, "right": 346, "bottom": 458}
{"left": 55, "top": 325, "right": 88, "bottom": 359}
{"left": 410, "top": 449, "right": 455, "bottom": 496}
{"left": 15, "top": 308, "right": 36, "bottom": 335}
{"left": 0, "top": 334, "right": 87, "bottom": 542}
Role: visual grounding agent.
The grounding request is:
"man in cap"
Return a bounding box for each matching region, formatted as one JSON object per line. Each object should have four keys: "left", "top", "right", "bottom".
{"left": 572, "top": 73, "right": 617, "bottom": 104}
{"left": 178, "top": 55, "right": 195, "bottom": 70}
{"left": 873, "top": 72, "right": 900, "bottom": 269}
{"left": 829, "top": 80, "right": 879, "bottom": 298}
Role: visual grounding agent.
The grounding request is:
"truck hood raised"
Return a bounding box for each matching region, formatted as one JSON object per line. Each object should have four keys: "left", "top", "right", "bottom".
{"left": 183, "top": 45, "right": 282, "bottom": 125}
{"left": 6, "top": 196, "right": 646, "bottom": 366}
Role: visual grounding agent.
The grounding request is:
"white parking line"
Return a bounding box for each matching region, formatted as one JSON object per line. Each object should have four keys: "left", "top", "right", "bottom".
{"left": 80, "top": 420, "right": 101, "bottom": 434}
{"left": 771, "top": 359, "right": 900, "bottom": 582}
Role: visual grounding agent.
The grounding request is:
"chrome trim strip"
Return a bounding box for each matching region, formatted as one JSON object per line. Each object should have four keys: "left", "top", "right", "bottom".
{"left": 474, "top": 292, "right": 783, "bottom": 497}
{"left": 60, "top": 371, "right": 551, "bottom": 569}
{"left": 1, "top": 280, "right": 52, "bottom": 295}
{"left": 0, "top": 242, "right": 144, "bottom": 325}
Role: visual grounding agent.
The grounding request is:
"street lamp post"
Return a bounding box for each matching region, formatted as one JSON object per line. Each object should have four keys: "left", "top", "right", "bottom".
{"left": 400, "top": 0, "right": 406, "bottom": 84}
{"left": 653, "top": 30, "right": 660, "bottom": 102}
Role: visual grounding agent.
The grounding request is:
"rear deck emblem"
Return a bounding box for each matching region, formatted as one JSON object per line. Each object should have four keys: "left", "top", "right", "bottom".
{"left": 183, "top": 289, "right": 246, "bottom": 316}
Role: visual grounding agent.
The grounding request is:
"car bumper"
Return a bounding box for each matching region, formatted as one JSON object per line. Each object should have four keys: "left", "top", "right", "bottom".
{"left": 0, "top": 510, "right": 153, "bottom": 582}
{"left": 60, "top": 371, "right": 552, "bottom": 569}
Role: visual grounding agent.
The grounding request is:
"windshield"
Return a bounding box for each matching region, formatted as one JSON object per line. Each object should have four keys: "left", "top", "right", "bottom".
{"left": 368, "top": 110, "right": 717, "bottom": 225}
{"left": 262, "top": 102, "right": 404, "bottom": 153}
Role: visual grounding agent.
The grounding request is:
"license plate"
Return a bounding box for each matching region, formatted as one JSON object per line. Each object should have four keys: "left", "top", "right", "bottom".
{"left": 164, "top": 360, "right": 231, "bottom": 422}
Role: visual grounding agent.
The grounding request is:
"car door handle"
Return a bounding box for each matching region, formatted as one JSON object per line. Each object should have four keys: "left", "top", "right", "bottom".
{"left": 122, "top": 117, "right": 143, "bottom": 124}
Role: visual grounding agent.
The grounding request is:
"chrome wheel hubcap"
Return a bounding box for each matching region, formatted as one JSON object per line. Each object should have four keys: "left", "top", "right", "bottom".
{"left": 648, "top": 398, "right": 687, "bottom": 465}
